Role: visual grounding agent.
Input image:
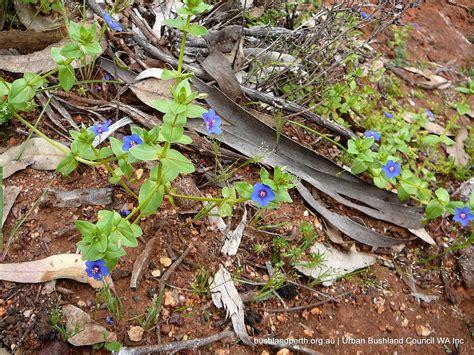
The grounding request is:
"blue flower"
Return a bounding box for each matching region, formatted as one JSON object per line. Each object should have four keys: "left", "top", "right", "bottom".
{"left": 122, "top": 133, "right": 144, "bottom": 151}
{"left": 360, "top": 11, "right": 371, "bottom": 20}
{"left": 202, "top": 109, "right": 222, "bottom": 135}
{"left": 85, "top": 259, "right": 110, "bottom": 280}
{"left": 364, "top": 130, "right": 381, "bottom": 142}
{"left": 453, "top": 207, "right": 474, "bottom": 227}
{"left": 105, "top": 315, "right": 114, "bottom": 325}
{"left": 102, "top": 12, "right": 123, "bottom": 32}
{"left": 382, "top": 160, "right": 400, "bottom": 179}
{"left": 90, "top": 120, "right": 112, "bottom": 136}
{"left": 426, "top": 109, "right": 434, "bottom": 119}
{"left": 119, "top": 208, "right": 130, "bottom": 217}
{"left": 384, "top": 112, "right": 394, "bottom": 119}
{"left": 251, "top": 183, "right": 276, "bottom": 207}
{"left": 104, "top": 73, "right": 112, "bottom": 81}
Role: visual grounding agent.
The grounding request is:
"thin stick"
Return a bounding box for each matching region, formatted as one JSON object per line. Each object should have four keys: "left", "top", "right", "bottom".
{"left": 264, "top": 291, "right": 351, "bottom": 313}
{"left": 119, "top": 330, "right": 234, "bottom": 354}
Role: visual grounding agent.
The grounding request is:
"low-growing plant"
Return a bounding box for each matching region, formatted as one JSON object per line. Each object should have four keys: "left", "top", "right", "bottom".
{"left": 0, "top": 0, "right": 296, "bottom": 274}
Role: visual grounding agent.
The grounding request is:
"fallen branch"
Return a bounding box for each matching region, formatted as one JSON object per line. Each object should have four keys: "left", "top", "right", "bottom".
{"left": 118, "top": 330, "right": 234, "bottom": 354}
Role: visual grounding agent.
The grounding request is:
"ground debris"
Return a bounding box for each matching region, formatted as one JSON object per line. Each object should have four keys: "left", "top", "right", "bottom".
{"left": 40, "top": 187, "right": 114, "bottom": 208}
{"left": 62, "top": 304, "right": 116, "bottom": 346}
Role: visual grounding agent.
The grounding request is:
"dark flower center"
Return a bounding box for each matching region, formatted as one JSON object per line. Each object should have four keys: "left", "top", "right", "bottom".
{"left": 259, "top": 190, "right": 267, "bottom": 198}
{"left": 130, "top": 140, "right": 136, "bottom": 147}
{"left": 92, "top": 266, "right": 100, "bottom": 274}
{"left": 210, "top": 119, "right": 215, "bottom": 125}
{"left": 389, "top": 166, "right": 395, "bottom": 172}
{"left": 97, "top": 128, "right": 103, "bottom": 133}
{"left": 460, "top": 212, "right": 467, "bottom": 219}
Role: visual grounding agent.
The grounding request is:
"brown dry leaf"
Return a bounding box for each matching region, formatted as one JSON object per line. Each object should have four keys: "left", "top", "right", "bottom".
{"left": 402, "top": 66, "right": 449, "bottom": 89}
{"left": 0, "top": 137, "right": 67, "bottom": 179}
{"left": 63, "top": 305, "right": 117, "bottom": 346}
{"left": 408, "top": 228, "right": 436, "bottom": 246}
{"left": 202, "top": 50, "right": 244, "bottom": 100}
{"left": 130, "top": 77, "right": 173, "bottom": 108}
{"left": 402, "top": 112, "right": 453, "bottom": 136}
{"left": 446, "top": 127, "right": 469, "bottom": 166}
{"left": 0, "top": 254, "right": 104, "bottom": 288}
{"left": 2, "top": 186, "right": 20, "bottom": 226}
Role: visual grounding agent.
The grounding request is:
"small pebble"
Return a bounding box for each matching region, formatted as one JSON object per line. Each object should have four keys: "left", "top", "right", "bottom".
{"left": 160, "top": 257, "right": 172, "bottom": 267}
{"left": 151, "top": 269, "right": 161, "bottom": 278}
{"left": 128, "top": 326, "right": 144, "bottom": 342}
{"left": 132, "top": 295, "right": 141, "bottom": 303}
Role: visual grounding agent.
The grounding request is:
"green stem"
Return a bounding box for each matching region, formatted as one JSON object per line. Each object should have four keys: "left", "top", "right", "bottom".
{"left": 177, "top": 15, "right": 191, "bottom": 75}
{"left": 168, "top": 192, "right": 246, "bottom": 204}
{"left": 288, "top": 120, "right": 348, "bottom": 152}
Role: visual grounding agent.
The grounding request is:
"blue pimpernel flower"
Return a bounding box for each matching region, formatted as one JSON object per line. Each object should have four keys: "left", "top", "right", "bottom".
{"left": 384, "top": 112, "right": 394, "bottom": 119}
{"left": 360, "top": 11, "right": 371, "bottom": 20}
{"left": 105, "top": 315, "right": 114, "bottom": 325}
{"left": 453, "top": 207, "right": 474, "bottom": 227}
{"left": 122, "top": 133, "right": 144, "bottom": 151}
{"left": 119, "top": 208, "right": 130, "bottom": 218}
{"left": 90, "top": 120, "right": 112, "bottom": 136}
{"left": 202, "top": 109, "right": 222, "bottom": 135}
{"left": 382, "top": 160, "right": 401, "bottom": 179}
{"left": 104, "top": 72, "right": 112, "bottom": 81}
{"left": 426, "top": 109, "right": 435, "bottom": 120}
{"left": 101, "top": 12, "right": 123, "bottom": 32}
{"left": 251, "top": 183, "right": 276, "bottom": 207}
{"left": 85, "top": 259, "right": 110, "bottom": 280}
{"left": 364, "top": 130, "right": 381, "bottom": 142}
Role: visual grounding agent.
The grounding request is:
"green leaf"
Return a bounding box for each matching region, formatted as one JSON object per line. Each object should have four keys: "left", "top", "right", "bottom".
{"left": 129, "top": 144, "right": 162, "bottom": 161}
{"left": 425, "top": 200, "right": 445, "bottom": 220}
{"left": 81, "top": 42, "right": 102, "bottom": 57}
{"left": 397, "top": 185, "right": 410, "bottom": 202}
{"left": 163, "top": 18, "right": 187, "bottom": 31}
{"left": 60, "top": 42, "right": 81, "bottom": 59}
{"left": 351, "top": 158, "right": 368, "bottom": 174}
{"left": 421, "top": 134, "right": 440, "bottom": 146}
{"left": 441, "top": 136, "right": 455, "bottom": 146}
{"left": 56, "top": 153, "right": 78, "bottom": 175}
{"left": 110, "top": 137, "right": 125, "bottom": 157}
{"left": 456, "top": 102, "right": 470, "bottom": 116}
{"left": 161, "top": 122, "right": 184, "bottom": 143}
{"left": 8, "top": 77, "right": 36, "bottom": 105}
{"left": 435, "top": 188, "right": 450, "bottom": 204}
{"left": 51, "top": 47, "right": 67, "bottom": 64}
{"left": 114, "top": 220, "right": 138, "bottom": 248}
{"left": 373, "top": 176, "right": 387, "bottom": 189}
{"left": 219, "top": 203, "right": 233, "bottom": 217}
{"left": 186, "top": 24, "right": 208, "bottom": 36}
{"left": 235, "top": 182, "right": 253, "bottom": 200}
{"left": 75, "top": 220, "right": 96, "bottom": 237}
{"left": 58, "top": 64, "right": 75, "bottom": 91}
{"left": 138, "top": 180, "right": 164, "bottom": 216}
{"left": 105, "top": 342, "right": 121, "bottom": 352}
{"left": 151, "top": 99, "right": 174, "bottom": 114}
{"left": 161, "top": 149, "right": 195, "bottom": 177}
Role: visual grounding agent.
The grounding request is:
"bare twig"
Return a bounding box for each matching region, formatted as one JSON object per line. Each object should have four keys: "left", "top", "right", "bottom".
{"left": 264, "top": 291, "right": 351, "bottom": 312}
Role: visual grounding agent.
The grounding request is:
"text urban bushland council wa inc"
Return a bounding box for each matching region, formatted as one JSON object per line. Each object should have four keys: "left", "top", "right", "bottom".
{"left": 253, "top": 337, "right": 465, "bottom": 346}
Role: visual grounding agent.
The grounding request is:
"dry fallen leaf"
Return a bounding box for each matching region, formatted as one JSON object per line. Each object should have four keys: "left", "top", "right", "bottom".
{"left": 0, "top": 137, "right": 67, "bottom": 179}
{"left": 210, "top": 265, "right": 253, "bottom": 346}
{"left": 295, "top": 242, "right": 376, "bottom": 286}
{"left": 63, "top": 304, "right": 117, "bottom": 346}
{"left": 0, "top": 254, "right": 104, "bottom": 288}
{"left": 130, "top": 76, "right": 173, "bottom": 108}
{"left": 2, "top": 186, "right": 20, "bottom": 226}
{"left": 408, "top": 228, "right": 436, "bottom": 245}
{"left": 221, "top": 206, "right": 247, "bottom": 256}
{"left": 130, "top": 237, "right": 159, "bottom": 289}
{"left": 446, "top": 127, "right": 469, "bottom": 166}
{"left": 13, "top": 0, "right": 61, "bottom": 31}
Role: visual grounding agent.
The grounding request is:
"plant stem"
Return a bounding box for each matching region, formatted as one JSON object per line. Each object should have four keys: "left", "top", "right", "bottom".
{"left": 168, "top": 192, "right": 246, "bottom": 204}
{"left": 288, "top": 119, "right": 348, "bottom": 152}
{"left": 177, "top": 15, "right": 191, "bottom": 75}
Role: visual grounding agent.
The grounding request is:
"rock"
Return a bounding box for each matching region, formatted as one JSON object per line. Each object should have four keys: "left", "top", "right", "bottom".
{"left": 160, "top": 257, "right": 172, "bottom": 267}
{"left": 147, "top": 287, "right": 157, "bottom": 299}
{"left": 37, "top": 341, "right": 70, "bottom": 355}
{"left": 132, "top": 295, "right": 141, "bottom": 303}
{"left": 164, "top": 291, "right": 178, "bottom": 307}
{"left": 77, "top": 300, "right": 86, "bottom": 307}
{"left": 160, "top": 324, "right": 172, "bottom": 335}
{"left": 62, "top": 304, "right": 116, "bottom": 346}
{"left": 276, "top": 349, "right": 290, "bottom": 355}
{"left": 416, "top": 325, "right": 431, "bottom": 336}
{"left": 454, "top": 178, "right": 474, "bottom": 202}
{"left": 151, "top": 269, "right": 161, "bottom": 278}
{"left": 458, "top": 245, "right": 474, "bottom": 288}
{"left": 23, "top": 310, "right": 32, "bottom": 318}
{"left": 173, "top": 178, "right": 202, "bottom": 211}
{"left": 128, "top": 326, "right": 144, "bottom": 342}
{"left": 310, "top": 307, "right": 321, "bottom": 316}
